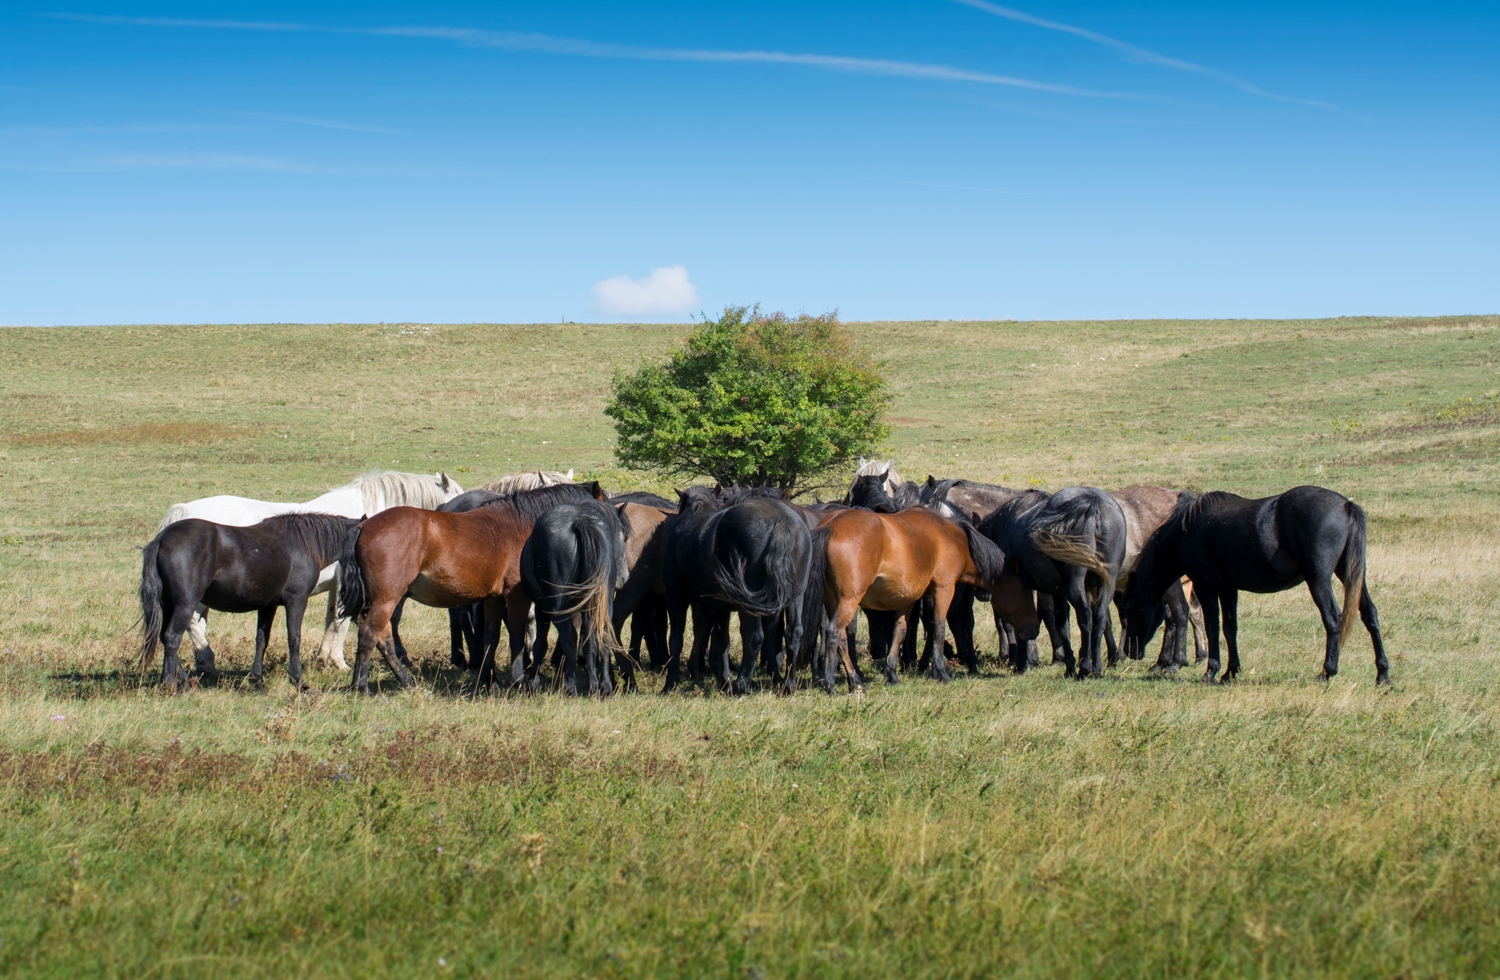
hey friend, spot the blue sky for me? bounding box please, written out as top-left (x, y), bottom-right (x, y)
top-left (1, 2), bottom-right (1496, 324)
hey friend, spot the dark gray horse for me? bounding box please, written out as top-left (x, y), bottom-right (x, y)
top-left (1119, 487), bottom-right (1389, 685)
top-left (519, 498), bottom-right (629, 695)
top-left (139, 514), bottom-right (358, 691)
top-left (979, 487), bottom-right (1129, 678)
top-left (662, 486), bottom-right (813, 695)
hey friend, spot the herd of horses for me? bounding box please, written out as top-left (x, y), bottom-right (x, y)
top-left (138, 461), bottom-right (1391, 696)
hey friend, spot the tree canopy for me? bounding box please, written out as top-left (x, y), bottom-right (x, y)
top-left (604, 306), bottom-right (890, 494)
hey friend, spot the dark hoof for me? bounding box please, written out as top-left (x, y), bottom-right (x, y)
top-left (1376, 674), bottom-right (1392, 688)
top-left (730, 678), bottom-right (753, 697)
top-left (1315, 670), bottom-right (1332, 683)
top-left (1200, 671), bottom-right (1217, 685)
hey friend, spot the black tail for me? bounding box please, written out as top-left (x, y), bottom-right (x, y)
top-left (336, 522), bottom-right (367, 621)
top-left (550, 514), bottom-right (624, 658)
top-left (961, 521), bottom-right (1008, 586)
top-left (1340, 500), bottom-right (1367, 648)
top-left (800, 525), bottom-right (831, 658)
top-left (709, 538), bottom-right (798, 617)
top-left (138, 532), bottom-right (165, 668)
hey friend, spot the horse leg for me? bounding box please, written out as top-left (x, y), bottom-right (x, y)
top-left (1356, 588), bottom-right (1390, 685)
top-left (950, 584), bottom-right (979, 675)
top-left (1219, 588), bottom-right (1241, 682)
top-left (187, 606), bottom-right (219, 681)
top-left (1154, 582), bottom-right (1189, 673)
top-left (553, 614), bottom-right (580, 696)
top-left (318, 589), bottom-right (351, 671)
top-left (1308, 575), bottom-right (1343, 682)
top-left (709, 609), bottom-right (734, 692)
top-left (448, 608), bottom-right (468, 670)
top-left (1064, 577), bottom-right (1094, 680)
top-left (1038, 594), bottom-right (1072, 668)
top-left (504, 591), bottom-right (533, 688)
top-left (249, 606), bottom-right (276, 689)
top-left (662, 597), bottom-right (688, 694)
top-left (284, 595), bottom-right (309, 691)
top-left (1092, 579), bottom-right (1115, 677)
top-left (734, 614), bottom-right (764, 696)
top-left (379, 629), bottom-right (416, 688)
top-left (1196, 586), bottom-right (1222, 684)
top-left (159, 604), bottom-right (194, 692)
top-left (928, 585), bottom-right (956, 683)
top-left (1102, 602), bottom-right (1120, 668)
top-left (1185, 582), bottom-right (1209, 663)
top-left (822, 599), bottom-right (859, 694)
top-left (389, 596), bottom-right (413, 669)
top-left (478, 595), bottom-right (506, 693)
top-left (351, 597), bottom-right (395, 695)
top-left (881, 611), bottom-right (905, 685)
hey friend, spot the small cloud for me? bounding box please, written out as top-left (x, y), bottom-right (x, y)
top-left (592, 265), bottom-right (699, 318)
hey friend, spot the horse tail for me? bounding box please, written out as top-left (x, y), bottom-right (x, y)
top-left (1031, 492), bottom-right (1113, 579)
top-left (800, 525), bottom-right (831, 654)
top-left (1032, 530), bottom-right (1111, 578)
top-left (961, 521), bottom-right (1007, 585)
top-left (336, 522), bottom-right (368, 620)
top-left (553, 515), bottom-right (624, 657)
top-left (1339, 500), bottom-right (1367, 648)
top-left (139, 531), bottom-right (165, 668)
top-left (156, 503), bottom-right (189, 533)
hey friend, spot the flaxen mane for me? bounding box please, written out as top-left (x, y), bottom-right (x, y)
top-left (479, 469), bottom-right (574, 494)
top-left (353, 470), bottom-right (459, 512)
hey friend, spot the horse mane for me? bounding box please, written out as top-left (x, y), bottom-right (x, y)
top-left (854, 457), bottom-right (903, 489)
top-left (473, 481), bottom-right (600, 522)
top-left (349, 470), bottom-right (458, 512)
top-left (479, 469), bottom-right (574, 494)
top-left (1185, 489), bottom-right (1234, 525)
top-left (677, 485), bottom-right (724, 514)
top-left (717, 484), bottom-right (786, 505)
top-left (1131, 491), bottom-right (1197, 590)
top-left (263, 513), bottom-right (359, 564)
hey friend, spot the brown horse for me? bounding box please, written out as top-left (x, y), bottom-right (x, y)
top-left (336, 482), bottom-right (604, 693)
top-left (807, 507), bottom-right (1007, 693)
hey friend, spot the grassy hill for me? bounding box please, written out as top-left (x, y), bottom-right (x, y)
top-left (1, 316), bottom-right (1498, 977)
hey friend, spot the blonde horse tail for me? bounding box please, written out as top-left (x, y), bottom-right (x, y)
top-left (1032, 530), bottom-right (1111, 579)
top-left (1339, 501), bottom-right (1367, 649)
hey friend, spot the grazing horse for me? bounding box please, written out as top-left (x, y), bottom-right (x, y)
top-left (662, 486), bottom-right (813, 695)
top-left (156, 470), bottom-right (462, 676)
top-left (808, 506), bottom-right (1007, 692)
top-left (1108, 486), bottom-right (1208, 671)
top-left (337, 482), bottom-right (603, 693)
top-left (519, 498), bottom-right (629, 695)
top-left (921, 477), bottom-right (1024, 524)
top-left (139, 514), bottom-right (358, 691)
top-left (979, 487), bottom-right (1128, 678)
top-left (1119, 487), bottom-right (1389, 685)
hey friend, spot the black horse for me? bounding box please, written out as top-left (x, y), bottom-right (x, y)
top-left (139, 514), bottom-right (358, 691)
top-left (662, 486), bottom-right (813, 695)
top-left (979, 487), bottom-right (1128, 678)
top-left (519, 498), bottom-right (629, 695)
top-left (1119, 486), bottom-right (1389, 685)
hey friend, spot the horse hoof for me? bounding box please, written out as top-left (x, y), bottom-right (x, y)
top-left (1315, 671), bottom-right (1331, 684)
top-left (1376, 674), bottom-right (1392, 688)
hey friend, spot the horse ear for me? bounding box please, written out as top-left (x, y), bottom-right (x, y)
top-left (438, 472), bottom-right (452, 490)
top-left (925, 475), bottom-right (936, 487)
top-left (565, 468), bottom-right (574, 480)
top-left (590, 481), bottom-right (606, 500)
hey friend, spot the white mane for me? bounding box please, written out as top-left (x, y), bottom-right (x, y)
top-left (854, 457), bottom-right (903, 492)
top-left (479, 469), bottom-right (574, 494)
top-left (349, 470), bottom-right (462, 513)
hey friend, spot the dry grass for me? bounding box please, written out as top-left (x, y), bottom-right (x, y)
top-left (0, 315), bottom-right (1498, 977)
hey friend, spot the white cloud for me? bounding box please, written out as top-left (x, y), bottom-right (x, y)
top-left (592, 265), bottom-right (700, 318)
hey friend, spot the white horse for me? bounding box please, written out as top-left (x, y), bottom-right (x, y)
top-left (157, 470), bottom-right (463, 674)
top-left (478, 468), bottom-right (573, 494)
top-left (854, 457), bottom-right (904, 495)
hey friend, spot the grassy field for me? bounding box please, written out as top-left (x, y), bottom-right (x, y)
top-left (1, 315), bottom-right (1498, 978)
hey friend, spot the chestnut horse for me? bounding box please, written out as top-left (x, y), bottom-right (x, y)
top-left (336, 482), bottom-right (603, 693)
top-left (806, 507), bottom-right (1007, 693)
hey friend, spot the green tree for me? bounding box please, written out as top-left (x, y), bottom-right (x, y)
top-left (605, 306), bottom-right (890, 494)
